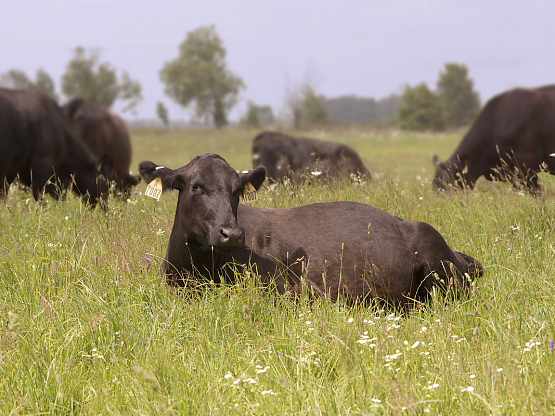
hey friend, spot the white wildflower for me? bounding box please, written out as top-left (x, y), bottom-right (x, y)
top-left (411, 341), bottom-right (420, 349)
top-left (233, 378), bottom-right (257, 385)
top-left (357, 337), bottom-right (378, 345)
top-left (384, 351), bottom-right (403, 362)
top-left (386, 314), bottom-right (401, 322)
top-left (256, 366), bottom-right (270, 374)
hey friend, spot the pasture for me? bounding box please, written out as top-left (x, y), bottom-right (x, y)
top-left (1, 127), bottom-right (555, 414)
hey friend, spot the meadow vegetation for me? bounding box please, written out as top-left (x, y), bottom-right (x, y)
top-left (1, 127), bottom-right (555, 414)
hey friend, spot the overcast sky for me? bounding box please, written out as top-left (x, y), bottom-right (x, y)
top-left (1, 0), bottom-right (553, 121)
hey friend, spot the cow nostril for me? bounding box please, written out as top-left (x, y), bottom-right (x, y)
top-left (218, 226), bottom-right (244, 248)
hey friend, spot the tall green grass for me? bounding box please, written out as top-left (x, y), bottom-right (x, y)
top-left (1, 128), bottom-right (554, 414)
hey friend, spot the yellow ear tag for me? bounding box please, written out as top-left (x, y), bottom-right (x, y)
top-left (145, 177), bottom-right (163, 200)
top-left (243, 182), bottom-right (258, 202)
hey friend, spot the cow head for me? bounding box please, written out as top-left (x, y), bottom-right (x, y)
top-left (432, 155), bottom-right (467, 190)
top-left (139, 153), bottom-right (266, 253)
top-left (73, 167), bottom-right (110, 207)
top-left (58, 147), bottom-right (110, 207)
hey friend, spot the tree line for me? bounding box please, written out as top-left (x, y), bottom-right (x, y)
top-left (398, 63), bottom-right (481, 131)
top-left (0, 47), bottom-right (143, 114)
top-left (1, 25), bottom-right (481, 131)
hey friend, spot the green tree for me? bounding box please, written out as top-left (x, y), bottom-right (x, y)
top-left (0, 68), bottom-right (58, 101)
top-left (61, 47), bottom-right (143, 112)
top-left (159, 26), bottom-right (245, 128)
top-left (398, 83), bottom-right (446, 131)
top-left (320, 94), bottom-right (401, 125)
top-left (240, 101), bottom-right (274, 128)
top-left (156, 102), bottom-right (170, 127)
top-left (302, 87), bottom-right (329, 126)
top-left (436, 62), bottom-right (481, 127)
top-left (240, 101), bottom-right (260, 128)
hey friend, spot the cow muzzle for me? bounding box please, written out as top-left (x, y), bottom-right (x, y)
top-left (213, 225), bottom-right (245, 252)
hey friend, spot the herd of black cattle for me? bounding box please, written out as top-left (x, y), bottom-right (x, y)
top-left (0, 87), bottom-right (138, 205)
top-left (2, 84), bottom-right (554, 306)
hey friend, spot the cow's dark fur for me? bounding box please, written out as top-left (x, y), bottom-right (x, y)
top-left (63, 99), bottom-right (139, 194)
top-left (0, 88), bottom-right (107, 205)
top-left (433, 85), bottom-right (555, 193)
top-left (252, 131), bottom-right (370, 183)
top-left (139, 153), bottom-right (482, 307)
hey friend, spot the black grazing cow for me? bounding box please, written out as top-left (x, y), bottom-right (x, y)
top-left (433, 85), bottom-right (555, 193)
top-left (0, 88), bottom-right (107, 205)
top-left (252, 131), bottom-right (370, 183)
top-left (139, 154), bottom-right (482, 306)
top-left (63, 99), bottom-right (139, 194)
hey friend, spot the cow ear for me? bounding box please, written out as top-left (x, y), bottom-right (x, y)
top-left (239, 166), bottom-right (266, 191)
top-left (138, 161), bottom-right (184, 191)
top-left (433, 155), bottom-right (440, 167)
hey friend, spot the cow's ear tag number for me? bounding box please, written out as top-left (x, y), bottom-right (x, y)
top-left (145, 177), bottom-right (163, 200)
top-left (243, 182), bottom-right (258, 202)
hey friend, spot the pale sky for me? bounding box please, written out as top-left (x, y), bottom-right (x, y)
top-left (1, 0), bottom-right (553, 121)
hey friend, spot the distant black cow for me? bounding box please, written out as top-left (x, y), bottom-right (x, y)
top-left (252, 131), bottom-right (370, 183)
top-left (433, 85), bottom-right (555, 193)
top-left (0, 88), bottom-right (107, 205)
top-left (139, 153), bottom-right (482, 307)
top-left (63, 99), bottom-right (139, 194)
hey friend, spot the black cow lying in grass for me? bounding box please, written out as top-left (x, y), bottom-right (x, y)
top-left (252, 131), bottom-right (370, 183)
top-left (139, 154), bottom-right (482, 306)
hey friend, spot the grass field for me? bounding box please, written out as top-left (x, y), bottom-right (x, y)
top-left (1, 127), bottom-right (555, 415)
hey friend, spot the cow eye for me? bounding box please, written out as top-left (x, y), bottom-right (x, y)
top-left (191, 184), bottom-right (201, 192)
